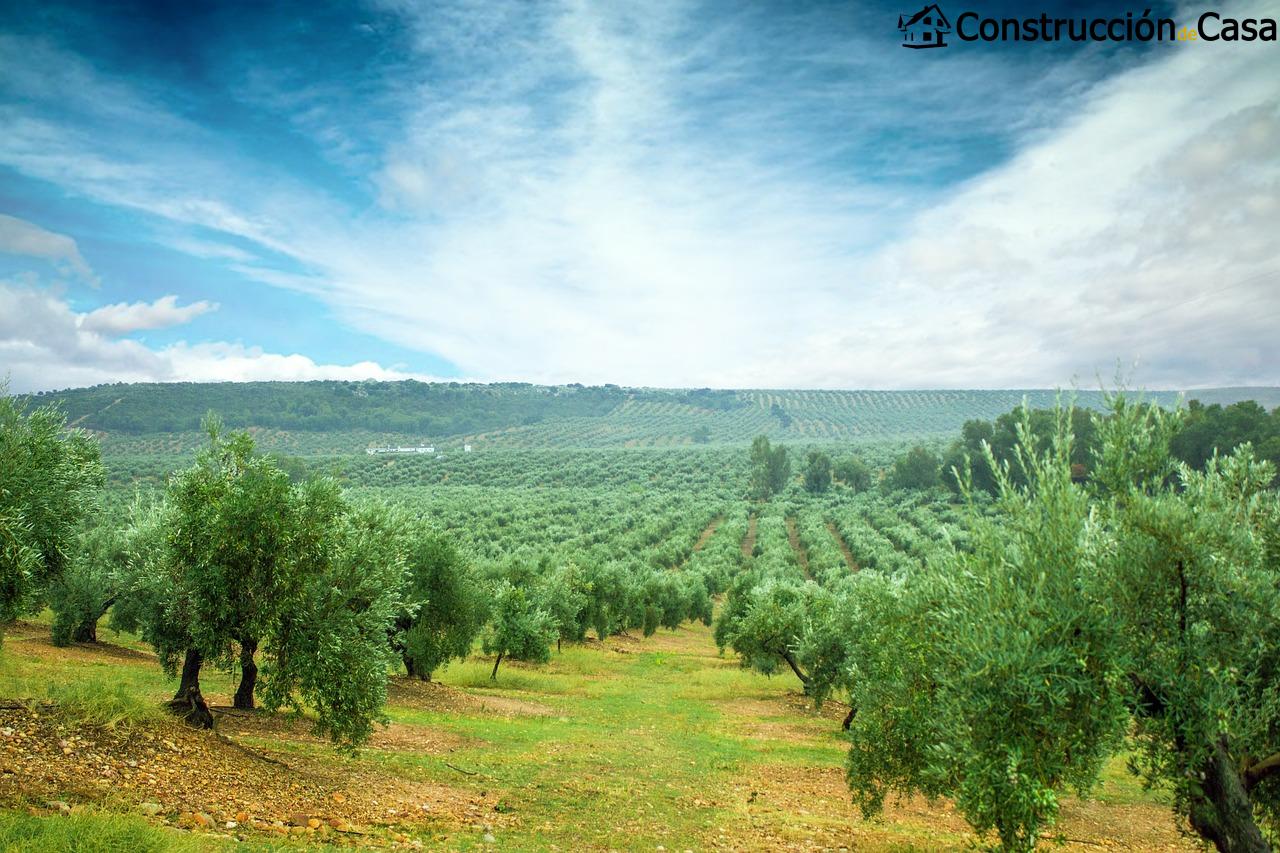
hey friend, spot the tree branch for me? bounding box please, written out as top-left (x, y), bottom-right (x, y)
top-left (1244, 751), bottom-right (1280, 791)
top-left (779, 650), bottom-right (810, 685)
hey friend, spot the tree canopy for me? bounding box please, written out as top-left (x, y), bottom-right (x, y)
top-left (0, 392), bottom-right (103, 626)
top-left (749, 436), bottom-right (791, 500)
top-left (840, 399), bottom-right (1280, 851)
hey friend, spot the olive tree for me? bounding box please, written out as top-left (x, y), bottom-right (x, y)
top-left (262, 492), bottom-right (407, 747)
top-left (844, 408), bottom-right (1127, 851)
top-left (843, 399), bottom-right (1280, 851)
top-left (119, 418), bottom-right (407, 745)
top-left (536, 561), bottom-right (591, 651)
top-left (749, 436), bottom-right (790, 500)
top-left (803, 450), bottom-right (832, 494)
top-left (0, 392), bottom-right (103, 628)
top-left (48, 499), bottom-right (158, 645)
top-left (715, 571), bottom-right (818, 688)
top-left (483, 579), bottom-right (556, 680)
top-left (164, 418), bottom-right (296, 710)
top-left (395, 532), bottom-right (487, 680)
top-left (1092, 401), bottom-right (1280, 851)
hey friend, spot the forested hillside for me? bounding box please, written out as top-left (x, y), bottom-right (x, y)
top-left (33, 381), bottom-right (1280, 452)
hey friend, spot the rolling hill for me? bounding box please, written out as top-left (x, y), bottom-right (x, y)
top-left (27, 381), bottom-right (1280, 456)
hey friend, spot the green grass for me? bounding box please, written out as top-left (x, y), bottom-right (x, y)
top-left (0, 809), bottom-right (366, 853)
top-left (0, 810), bottom-right (210, 853)
top-left (0, 616), bottom-right (1188, 851)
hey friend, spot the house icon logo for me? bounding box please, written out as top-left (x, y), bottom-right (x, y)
top-left (898, 4), bottom-right (952, 48)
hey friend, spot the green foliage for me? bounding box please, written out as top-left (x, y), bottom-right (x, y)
top-left (263, 494), bottom-right (407, 747)
top-left (845, 407), bottom-right (1128, 851)
top-left (536, 561), bottom-right (592, 647)
top-left (843, 398), bottom-right (1280, 850)
top-left (803, 450), bottom-right (832, 494)
top-left (749, 436), bottom-right (791, 500)
top-left (832, 456), bottom-right (872, 491)
top-left (483, 580), bottom-right (557, 678)
top-left (941, 405), bottom-right (1100, 494)
top-left (1093, 399), bottom-right (1280, 847)
top-left (715, 569), bottom-right (815, 685)
top-left (887, 445), bottom-right (940, 491)
top-left (48, 508), bottom-right (136, 646)
top-left (1169, 398), bottom-right (1280, 484)
top-left (397, 533), bottom-right (488, 679)
top-left (0, 391), bottom-right (104, 624)
top-left (116, 418), bottom-right (407, 746)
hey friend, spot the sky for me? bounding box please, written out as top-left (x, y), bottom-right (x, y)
top-left (0, 0), bottom-right (1277, 392)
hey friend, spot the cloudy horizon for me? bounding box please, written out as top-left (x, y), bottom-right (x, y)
top-left (1, 0), bottom-right (1277, 393)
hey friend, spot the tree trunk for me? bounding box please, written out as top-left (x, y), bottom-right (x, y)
top-left (166, 648), bottom-right (212, 729)
top-left (842, 705), bottom-right (856, 731)
top-left (779, 650), bottom-right (811, 686)
top-left (173, 647), bottom-right (203, 702)
top-left (404, 656), bottom-right (417, 679)
top-left (1186, 739), bottom-right (1268, 853)
top-left (71, 596), bottom-right (116, 643)
top-left (71, 619), bottom-right (98, 644)
top-left (490, 651), bottom-right (504, 680)
top-left (233, 638), bottom-right (258, 711)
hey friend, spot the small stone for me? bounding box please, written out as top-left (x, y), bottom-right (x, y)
top-left (235, 811), bottom-right (248, 823)
top-left (483, 833), bottom-right (496, 844)
top-left (46, 801), bottom-right (71, 814)
top-left (307, 818), bottom-right (321, 829)
top-left (225, 820), bottom-right (237, 829)
top-left (138, 802), bottom-right (163, 816)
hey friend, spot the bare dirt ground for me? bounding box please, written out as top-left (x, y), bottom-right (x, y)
top-left (784, 517), bottom-right (812, 579)
top-left (741, 514), bottom-right (758, 558)
top-left (825, 520), bottom-right (859, 571)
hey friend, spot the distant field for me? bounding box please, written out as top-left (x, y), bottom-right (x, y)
top-left (34, 381), bottom-right (1279, 455)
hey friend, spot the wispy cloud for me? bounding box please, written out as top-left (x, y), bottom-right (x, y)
top-left (79, 294), bottom-right (218, 335)
top-left (0, 280), bottom-right (432, 391)
top-left (0, 213), bottom-right (97, 285)
top-left (0, 0), bottom-right (1276, 390)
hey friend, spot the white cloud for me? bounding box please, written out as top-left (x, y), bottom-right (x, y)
top-left (0, 4), bottom-right (1277, 390)
top-left (295, 2), bottom-right (1279, 389)
top-left (0, 281), bottom-right (433, 392)
top-left (0, 213), bottom-right (97, 284)
top-left (79, 294), bottom-right (219, 335)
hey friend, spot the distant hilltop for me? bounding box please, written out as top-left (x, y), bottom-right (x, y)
top-left (27, 380), bottom-right (1280, 453)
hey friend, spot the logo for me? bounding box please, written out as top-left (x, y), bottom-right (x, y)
top-left (899, 4), bottom-right (952, 48)
top-left (895, 7), bottom-right (1277, 48)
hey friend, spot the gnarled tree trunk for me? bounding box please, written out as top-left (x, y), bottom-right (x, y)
top-left (70, 596), bottom-right (115, 643)
top-left (167, 648), bottom-right (212, 729)
top-left (490, 651), bottom-right (504, 680)
top-left (172, 647), bottom-right (203, 703)
top-left (1187, 739), bottom-right (1268, 853)
top-left (233, 638), bottom-right (258, 710)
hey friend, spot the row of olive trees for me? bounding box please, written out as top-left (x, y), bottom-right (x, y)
top-left (720, 398), bottom-right (1280, 851)
top-left (3, 399), bottom-right (476, 746)
top-left (847, 402), bottom-right (1279, 850)
top-left (7, 396), bottom-right (719, 742)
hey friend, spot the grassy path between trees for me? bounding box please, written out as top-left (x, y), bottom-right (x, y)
top-left (1, 615), bottom-right (1193, 851)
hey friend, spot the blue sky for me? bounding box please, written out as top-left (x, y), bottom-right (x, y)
top-left (0, 0), bottom-right (1277, 391)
